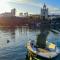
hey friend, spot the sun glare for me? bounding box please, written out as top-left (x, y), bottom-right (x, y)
top-left (17, 0), bottom-right (30, 3)
top-left (0, 0), bottom-right (10, 13)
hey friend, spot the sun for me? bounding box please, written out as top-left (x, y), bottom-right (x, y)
top-left (0, 0), bottom-right (10, 13)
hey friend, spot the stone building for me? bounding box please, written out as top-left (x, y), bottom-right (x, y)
top-left (11, 8), bottom-right (16, 16)
top-left (41, 4), bottom-right (48, 19)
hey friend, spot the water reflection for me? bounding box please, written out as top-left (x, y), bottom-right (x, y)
top-left (0, 27), bottom-right (59, 60)
top-left (0, 27), bottom-right (29, 48)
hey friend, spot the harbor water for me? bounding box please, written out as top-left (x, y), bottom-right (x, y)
top-left (0, 27), bottom-right (60, 60)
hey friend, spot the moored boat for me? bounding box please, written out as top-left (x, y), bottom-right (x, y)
top-left (27, 40), bottom-right (59, 59)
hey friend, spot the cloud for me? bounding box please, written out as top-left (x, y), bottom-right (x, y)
top-left (29, 3), bottom-right (60, 14)
top-left (47, 5), bottom-right (60, 14)
top-left (9, 0), bottom-right (60, 15)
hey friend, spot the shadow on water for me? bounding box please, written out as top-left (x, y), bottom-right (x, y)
top-left (25, 54), bottom-right (60, 60)
top-left (0, 25), bottom-right (60, 60)
top-left (25, 19), bottom-right (60, 60)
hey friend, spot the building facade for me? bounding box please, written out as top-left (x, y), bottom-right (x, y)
top-left (41, 4), bottom-right (48, 19)
top-left (11, 8), bottom-right (16, 16)
top-left (19, 13), bottom-right (23, 17)
top-left (0, 8), bottom-right (16, 17)
top-left (24, 12), bottom-right (28, 17)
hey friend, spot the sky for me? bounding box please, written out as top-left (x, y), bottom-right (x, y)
top-left (0, 0), bottom-right (60, 16)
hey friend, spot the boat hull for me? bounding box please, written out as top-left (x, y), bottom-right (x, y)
top-left (27, 41), bottom-right (58, 59)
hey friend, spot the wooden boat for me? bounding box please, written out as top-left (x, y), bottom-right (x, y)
top-left (27, 41), bottom-right (59, 59)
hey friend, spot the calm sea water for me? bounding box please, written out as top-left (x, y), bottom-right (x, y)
top-left (0, 27), bottom-right (60, 60)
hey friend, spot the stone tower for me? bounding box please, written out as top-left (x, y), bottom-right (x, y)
top-left (41, 4), bottom-right (48, 19)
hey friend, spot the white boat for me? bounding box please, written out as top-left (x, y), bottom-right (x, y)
top-left (27, 41), bottom-right (59, 59)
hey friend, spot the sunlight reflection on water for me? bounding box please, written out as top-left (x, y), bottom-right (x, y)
top-left (0, 27), bottom-right (60, 60)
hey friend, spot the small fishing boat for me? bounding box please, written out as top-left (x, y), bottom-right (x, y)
top-left (27, 41), bottom-right (59, 59)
